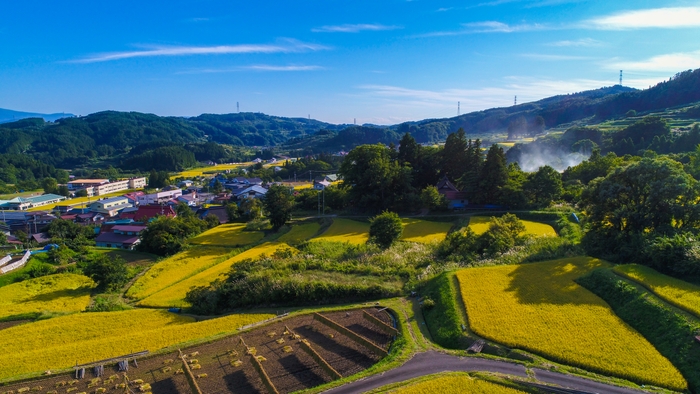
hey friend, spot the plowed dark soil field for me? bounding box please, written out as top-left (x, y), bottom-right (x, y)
top-left (0, 308), bottom-right (396, 394)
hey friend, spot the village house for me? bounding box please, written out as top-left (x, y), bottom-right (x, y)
top-left (436, 176), bottom-right (468, 210)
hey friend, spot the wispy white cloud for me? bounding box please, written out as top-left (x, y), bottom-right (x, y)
top-left (463, 21), bottom-right (548, 33)
top-left (586, 7), bottom-right (700, 30)
top-left (416, 21), bottom-right (547, 37)
top-left (312, 23), bottom-right (401, 33)
top-left (242, 65), bottom-right (324, 71)
top-left (604, 50), bottom-right (700, 72)
top-left (177, 65), bottom-right (324, 74)
top-left (71, 40), bottom-right (329, 63)
top-left (521, 53), bottom-right (592, 61)
top-left (546, 38), bottom-right (602, 47)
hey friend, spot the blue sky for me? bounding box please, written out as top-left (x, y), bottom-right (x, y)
top-left (1, 0), bottom-right (700, 124)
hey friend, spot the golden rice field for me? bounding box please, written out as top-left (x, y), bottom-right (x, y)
top-left (614, 264), bottom-right (700, 317)
top-left (468, 216), bottom-right (557, 237)
top-left (312, 218), bottom-right (370, 244)
top-left (189, 223), bottom-right (264, 246)
top-left (174, 163), bottom-right (246, 178)
top-left (126, 246), bottom-right (234, 300)
top-left (277, 222), bottom-right (321, 243)
top-left (400, 219), bottom-right (452, 243)
top-left (384, 374), bottom-right (525, 394)
top-left (0, 274), bottom-right (94, 319)
top-left (456, 257), bottom-right (686, 390)
top-left (139, 242), bottom-right (289, 307)
top-left (0, 309), bottom-right (273, 379)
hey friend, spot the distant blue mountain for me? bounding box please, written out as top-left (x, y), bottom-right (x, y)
top-left (0, 108), bottom-right (74, 123)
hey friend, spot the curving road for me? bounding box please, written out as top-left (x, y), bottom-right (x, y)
top-left (324, 351), bottom-right (650, 394)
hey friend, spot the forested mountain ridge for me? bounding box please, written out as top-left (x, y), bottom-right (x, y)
top-left (0, 108), bottom-right (75, 123)
top-left (1, 67), bottom-right (700, 171)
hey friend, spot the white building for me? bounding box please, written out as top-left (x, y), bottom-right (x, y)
top-left (137, 189), bottom-right (183, 205)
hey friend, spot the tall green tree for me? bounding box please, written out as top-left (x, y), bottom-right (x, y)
top-left (42, 177), bottom-right (58, 194)
top-left (476, 145), bottom-right (508, 204)
top-left (525, 165), bottom-right (563, 206)
top-left (83, 254), bottom-right (128, 292)
top-left (263, 184), bottom-right (295, 231)
top-left (459, 139), bottom-right (483, 196)
top-left (581, 157), bottom-right (700, 266)
top-left (441, 129), bottom-right (468, 180)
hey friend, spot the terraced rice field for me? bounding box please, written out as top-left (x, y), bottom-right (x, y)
top-left (139, 242), bottom-right (290, 307)
top-left (190, 223), bottom-right (264, 246)
top-left (312, 218), bottom-right (370, 245)
top-left (401, 219), bottom-right (452, 243)
top-left (126, 247), bottom-right (235, 300)
top-left (0, 274), bottom-right (94, 319)
top-left (0, 309), bottom-right (273, 380)
top-left (383, 373), bottom-right (526, 393)
top-left (456, 257), bottom-right (686, 390)
top-left (614, 264), bottom-right (700, 317)
top-left (278, 222), bottom-right (321, 243)
top-left (468, 216), bottom-right (557, 236)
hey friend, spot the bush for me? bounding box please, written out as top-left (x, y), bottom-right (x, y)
top-left (369, 211), bottom-right (403, 248)
top-left (83, 255), bottom-right (128, 292)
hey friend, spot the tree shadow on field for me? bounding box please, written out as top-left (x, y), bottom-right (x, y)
top-left (24, 287), bottom-right (92, 302)
top-left (224, 370), bottom-right (259, 394)
top-left (278, 354), bottom-right (327, 388)
top-left (150, 377), bottom-right (180, 394)
top-left (503, 257), bottom-right (608, 306)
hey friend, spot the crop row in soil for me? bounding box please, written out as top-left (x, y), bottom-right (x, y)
top-left (0, 308), bottom-right (395, 394)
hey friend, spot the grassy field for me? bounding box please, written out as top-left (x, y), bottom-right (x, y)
top-left (614, 264), bottom-right (700, 318)
top-left (138, 242), bottom-right (289, 307)
top-left (401, 219), bottom-right (452, 244)
top-left (277, 222), bottom-right (321, 243)
top-left (189, 223), bottom-right (265, 246)
top-left (126, 246), bottom-right (234, 300)
top-left (0, 190), bottom-right (43, 200)
top-left (0, 274), bottom-right (94, 320)
top-left (456, 257), bottom-right (686, 390)
top-left (468, 216), bottom-right (557, 236)
top-left (0, 309), bottom-right (273, 380)
top-left (312, 218), bottom-right (370, 244)
top-left (380, 373), bottom-right (526, 393)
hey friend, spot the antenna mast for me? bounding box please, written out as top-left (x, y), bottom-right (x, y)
top-left (514, 96), bottom-right (517, 106)
top-left (237, 102), bottom-right (240, 113)
top-left (458, 101), bottom-right (460, 116)
top-left (619, 70), bottom-right (623, 86)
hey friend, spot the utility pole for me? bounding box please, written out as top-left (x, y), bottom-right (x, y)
top-left (317, 190), bottom-right (320, 216)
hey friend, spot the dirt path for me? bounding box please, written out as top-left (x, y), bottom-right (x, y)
top-left (324, 351), bottom-right (650, 394)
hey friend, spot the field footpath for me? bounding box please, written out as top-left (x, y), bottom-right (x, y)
top-left (324, 351), bottom-right (650, 394)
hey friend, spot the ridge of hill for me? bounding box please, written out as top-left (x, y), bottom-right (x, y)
top-left (2, 67), bottom-right (700, 168)
top-left (0, 108), bottom-right (75, 124)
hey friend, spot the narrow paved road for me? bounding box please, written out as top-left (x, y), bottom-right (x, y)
top-left (324, 352), bottom-right (649, 394)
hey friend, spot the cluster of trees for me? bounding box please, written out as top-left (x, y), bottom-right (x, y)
top-left (337, 130), bottom-right (564, 213)
top-left (147, 170), bottom-right (171, 189)
top-left (138, 203), bottom-right (219, 256)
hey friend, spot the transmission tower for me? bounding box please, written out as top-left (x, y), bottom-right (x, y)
top-left (514, 96), bottom-right (517, 106)
top-left (619, 70), bottom-right (623, 86)
top-left (458, 101), bottom-right (460, 116)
